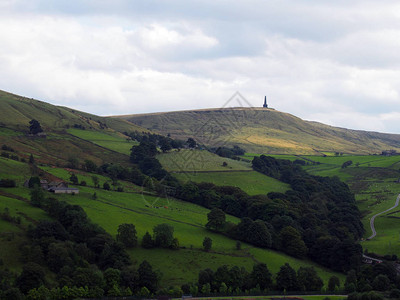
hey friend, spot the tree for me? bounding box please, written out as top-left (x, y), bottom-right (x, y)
top-left (279, 226), bottom-right (307, 258)
top-left (160, 139), bottom-right (172, 153)
top-left (250, 263), bottom-right (272, 291)
top-left (16, 262), bottom-right (46, 293)
top-left (203, 237), bottom-right (212, 252)
top-left (328, 275), bottom-right (340, 291)
top-left (341, 160), bottom-right (353, 169)
top-left (103, 182), bottom-right (111, 190)
top-left (276, 263), bottom-right (299, 291)
top-left (28, 176), bottom-right (40, 188)
top-left (206, 208), bottom-right (226, 231)
top-left (70, 173), bottom-right (79, 185)
top-left (29, 119), bottom-right (43, 135)
top-left (372, 274), bottom-right (390, 291)
top-left (153, 223), bottom-right (174, 248)
top-left (142, 231), bottom-right (154, 249)
top-left (116, 224), bottom-right (138, 248)
top-left (92, 176), bottom-right (100, 188)
top-left (186, 138), bottom-right (197, 149)
top-left (138, 260), bottom-right (158, 293)
top-left (85, 160), bottom-right (98, 173)
top-left (297, 267), bottom-right (323, 291)
top-left (30, 184), bottom-right (45, 207)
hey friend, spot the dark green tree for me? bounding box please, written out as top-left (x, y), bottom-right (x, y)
top-left (116, 223), bottom-right (138, 248)
top-left (206, 208), bottom-right (226, 231)
top-left (70, 173), bottom-right (79, 185)
top-left (279, 226), bottom-right (307, 258)
top-left (276, 263), bottom-right (299, 291)
top-left (28, 176), bottom-right (40, 188)
top-left (142, 231), bottom-right (154, 249)
top-left (186, 138), bottom-right (197, 149)
top-left (103, 182), bottom-right (111, 190)
top-left (29, 119), bottom-right (43, 135)
top-left (250, 263), bottom-right (272, 291)
top-left (138, 260), bottom-right (158, 293)
top-left (30, 184), bottom-right (45, 207)
top-left (85, 160), bottom-right (98, 173)
top-left (203, 237), bottom-right (212, 252)
top-left (153, 223), bottom-right (174, 248)
top-left (297, 267), bottom-right (323, 291)
top-left (328, 275), bottom-right (340, 291)
top-left (16, 262), bottom-right (46, 293)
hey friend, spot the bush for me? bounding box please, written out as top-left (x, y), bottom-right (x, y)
top-left (0, 179), bottom-right (16, 188)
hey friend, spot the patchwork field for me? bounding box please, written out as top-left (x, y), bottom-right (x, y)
top-left (67, 128), bottom-right (138, 155)
top-left (174, 171), bottom-right (290, 195)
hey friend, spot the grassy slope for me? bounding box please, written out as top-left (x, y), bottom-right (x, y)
top-left (174, 171), bottom-right (289, 196)
top-left (67, 128), bottom-right (139, 155)
top-left (157, 150), bottom-right (252, 172)
top-left (0, 89), bottom-right (148, 166)
top-left (0, 90), bottom-right (144, 134)
top-left (117, 107), bottom-right (400, 155)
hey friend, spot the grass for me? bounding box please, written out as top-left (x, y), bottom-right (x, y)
top-left (67, 128), bottom-right (138, 155)
top-left (158, 150), bottom-right (252, 172)
top-left (174, 171), bottom-right (290, 196)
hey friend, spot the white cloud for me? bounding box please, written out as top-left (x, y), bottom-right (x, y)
top-left (1, 1), bottom-right (400, 133)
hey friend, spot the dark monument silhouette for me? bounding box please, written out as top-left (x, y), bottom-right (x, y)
top-left (263, 96), bottom-right (268, 108)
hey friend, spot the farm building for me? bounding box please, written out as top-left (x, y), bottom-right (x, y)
top-left (48, 187), bottom-right (79, 194)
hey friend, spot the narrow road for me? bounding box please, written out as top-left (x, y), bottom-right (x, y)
top-left (367, 194), bottom-right (400, 240)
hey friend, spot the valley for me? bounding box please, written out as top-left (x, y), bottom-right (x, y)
top-left (1, 90), bottom-right (400, 299)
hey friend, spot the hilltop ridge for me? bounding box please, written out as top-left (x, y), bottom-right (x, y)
top-left (116, 107), bottom-right (400, 155)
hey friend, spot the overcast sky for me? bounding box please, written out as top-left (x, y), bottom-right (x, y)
top-left (2, 1), bottom-right (400, 133)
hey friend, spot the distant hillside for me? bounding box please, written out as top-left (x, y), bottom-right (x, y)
top-left (0, 90), bottom-right (144, 133)
top-left (116, 107), bottom-right (400, 154)
top-left (0, 90), bottom-right (148, 166)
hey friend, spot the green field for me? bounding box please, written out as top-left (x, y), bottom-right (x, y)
top-left (175, 171), bottom-right (290, 195)
top-left (67, 128), bottom-right (138, 155)
top-left (158, 150), bottom-right (252, 173)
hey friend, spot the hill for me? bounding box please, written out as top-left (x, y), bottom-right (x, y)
top-left (0, 90), bottom-right (148, 166)
top-left (116, 107), bottom-right (400, 155)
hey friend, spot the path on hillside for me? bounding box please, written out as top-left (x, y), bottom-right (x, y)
top-left (367, 194), bottom-right (400, 240)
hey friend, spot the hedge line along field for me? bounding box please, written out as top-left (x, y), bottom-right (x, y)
top-left (174, 171), bottom-right (290, 195)
top-left (67, 128), bottom-right (139, 155)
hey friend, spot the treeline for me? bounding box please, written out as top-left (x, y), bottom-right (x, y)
top-left (344, 261), bottom-right (400, 300)
top-left (192, 262), bottom-right (336, 296)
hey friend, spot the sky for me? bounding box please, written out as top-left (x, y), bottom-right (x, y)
top-left (2, 0), bottom-right (400, 133)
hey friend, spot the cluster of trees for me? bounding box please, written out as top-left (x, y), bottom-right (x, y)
top-left (344, 262), bottom-right (400, 298)
top-left (0, 192), bottom-right (161, 298)
top-left (116, 223), bottom-right (180, 250)
top-left (125, 131), bottom-right (186, 152)
top-left (250, 155), bottom-right (364, 271)
top-left (193, 262), bottom-right (334, 296)
top-left (212, 145), bottom-right (245, 159)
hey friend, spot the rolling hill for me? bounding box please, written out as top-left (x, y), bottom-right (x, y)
top-left (116, 107), bottom-right (400, 155)
top-left (0, 90), bottom-right (148, 166)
